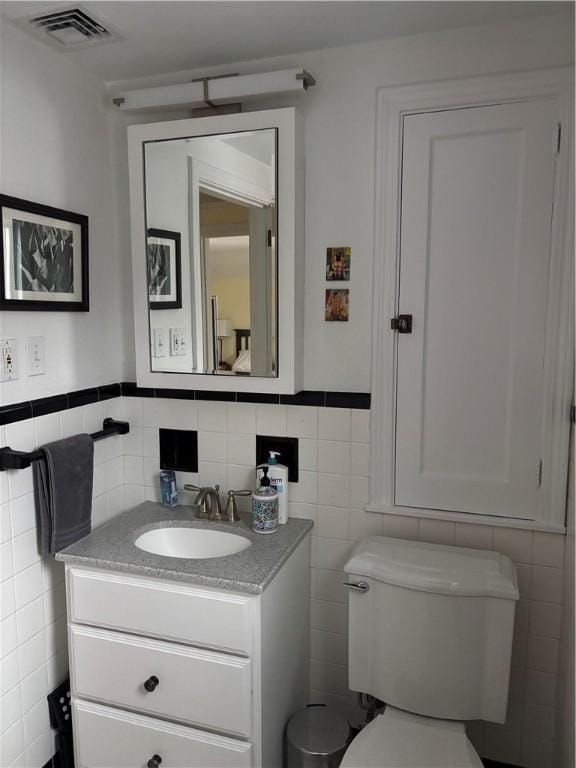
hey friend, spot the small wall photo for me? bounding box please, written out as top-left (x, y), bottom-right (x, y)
top-left (326, 246), bottom-right (351, 281)
top-left (325, 288), bottom-right (349, 322)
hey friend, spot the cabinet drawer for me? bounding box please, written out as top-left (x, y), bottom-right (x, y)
top-left (70, 626), bottom-right (252, 738)
top-left (68, 568), bottom-right (253, 655)
top-left (73, 698), bottom-right (253, 768)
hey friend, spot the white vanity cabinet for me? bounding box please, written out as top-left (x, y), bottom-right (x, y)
top-left (65, 535), bottom-right (310, 768)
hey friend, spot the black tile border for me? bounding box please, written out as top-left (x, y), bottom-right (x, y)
top-left (67, 387), bottom-right (99, 408)
top-left (121, 382), bottom-right (156, 398)
top-left (326, 391), bottom-right (371, 409)
top-left (196, 390), bottom-right (238, 402)
top-left (31, 395), bottom-right (68, 418)
top-left (120, 382), bottom-right (371, 409)
top-left (0, 382), bottom-right (370, 428)
top-left (99, 383), bottom-right (121, 401)
top-left (0, 401), bottom-right (32, 426)
top-left (155, 388), bottom-right (196, 400)
top-left (237, 392), bottom-right (279, 404)
top-left (280, 390), bottom-right (325, 406)
top-left (0, 384), bottom-right (123, 428)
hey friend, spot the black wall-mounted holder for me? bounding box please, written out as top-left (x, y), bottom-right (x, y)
top-left (0, 418), bottom-right (130, 472)
top-left (47, 678), bottom-right (74, 768)
top-left (256, 435), bottom-right (299, 482)
top-left (159, 429), bottom-right (198, 473)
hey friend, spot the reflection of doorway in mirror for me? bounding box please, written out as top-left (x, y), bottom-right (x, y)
top-left (199, 190), bottom-right (276, 377)
top-left (205, 234), bottom-right (251, 366)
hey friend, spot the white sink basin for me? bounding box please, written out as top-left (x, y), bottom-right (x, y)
top-left (134, 527), bottom-right (252, 559)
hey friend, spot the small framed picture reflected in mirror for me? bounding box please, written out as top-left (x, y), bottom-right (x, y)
top-left (147, 228), bottom-right (181, 310)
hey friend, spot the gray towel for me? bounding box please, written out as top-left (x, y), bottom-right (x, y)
top-left (33, 434), bottom-right (94, 555)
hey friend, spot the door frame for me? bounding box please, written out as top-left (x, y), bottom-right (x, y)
top-left (368, 67), bottom-right (574, 532)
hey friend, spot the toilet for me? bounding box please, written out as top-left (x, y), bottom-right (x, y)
top-left (341, 536), bottom-right (520, 768)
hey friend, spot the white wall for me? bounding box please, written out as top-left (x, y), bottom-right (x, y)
top-left (0, 22), bottom-right (127, 407)
top-left (110, 13), bottom-right (574, 391)
top-left (0, 398), bottom-right (130, 768)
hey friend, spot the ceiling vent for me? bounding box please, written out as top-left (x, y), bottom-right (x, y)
top-left (23, 6), bottom-right (120, 48)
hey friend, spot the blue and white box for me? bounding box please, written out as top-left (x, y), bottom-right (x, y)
top-left (159, 470), bottom-right (178, 508)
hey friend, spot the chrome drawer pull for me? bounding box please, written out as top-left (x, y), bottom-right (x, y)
top-left (343, 581), bottom-right (370, 593)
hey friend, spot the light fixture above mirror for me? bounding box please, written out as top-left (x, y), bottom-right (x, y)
top-left (114, 68), bottom-right (315, 111)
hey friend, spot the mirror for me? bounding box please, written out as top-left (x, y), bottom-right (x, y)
top-left (144, 129), bottom-right (277, 377)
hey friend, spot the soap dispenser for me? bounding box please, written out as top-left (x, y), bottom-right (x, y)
top-left (251, 466), bottom-right (279, 534)
top-left (257, 451), bottom-right (289, 524)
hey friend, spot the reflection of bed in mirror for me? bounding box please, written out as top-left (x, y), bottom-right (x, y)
top-left (232, 328), bottom-right (251, 374)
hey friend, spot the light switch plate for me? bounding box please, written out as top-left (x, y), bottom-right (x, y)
top-left (152, 328), bottom-right (167, 357)
top-left (0, 339), bottom-right (18, 381)
top-left (170, 328), bottom-right (186, 356)
top-left (26, 336), bottom-right (46, 376)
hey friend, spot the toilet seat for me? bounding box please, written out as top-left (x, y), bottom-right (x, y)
top-left (340, 707), bottom-right (483, 768)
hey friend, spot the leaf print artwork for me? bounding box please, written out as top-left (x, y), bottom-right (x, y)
top-left (12, 220), bottom-right (74, 293)
top-left (147, 242), bottom-right (172, 296)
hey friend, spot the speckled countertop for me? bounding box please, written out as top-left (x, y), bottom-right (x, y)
top-left (56, 502), bottom-right (314, 594)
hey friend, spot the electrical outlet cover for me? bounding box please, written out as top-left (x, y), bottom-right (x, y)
top-left (170, 328), bottom-right (186, 356)
top-left (26, 336), bottom-right (46, 376)
top-left (152, 328), bottom-right (167, 357)
top-left (0, 339), bottom-right (18, 382)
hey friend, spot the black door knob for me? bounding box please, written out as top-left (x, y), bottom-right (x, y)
top-left (143, 675), bottom-right (159, 692)
top-left (147, 755), bottom-right (162, 768)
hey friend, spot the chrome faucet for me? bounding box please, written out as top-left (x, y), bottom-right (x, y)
top-left (185, 484), bottom-right (223, 521)
top-left (184, 485), bottom-right (252, 523)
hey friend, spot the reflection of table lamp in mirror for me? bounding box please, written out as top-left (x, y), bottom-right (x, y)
top-left (217, 319), bottom-right (233, 369)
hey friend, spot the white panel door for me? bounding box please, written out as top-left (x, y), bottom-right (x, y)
top-left (395, 100), bottom-right (557, 519)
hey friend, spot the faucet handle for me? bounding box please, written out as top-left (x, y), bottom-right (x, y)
top-left (224, 489), bottom-right (252, 522)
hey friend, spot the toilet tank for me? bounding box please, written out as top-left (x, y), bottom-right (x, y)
top-left (345, 536), bottom-right (519, 724)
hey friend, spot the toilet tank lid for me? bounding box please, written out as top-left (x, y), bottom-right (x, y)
top-left (344, 536), bottom-right (519, 599)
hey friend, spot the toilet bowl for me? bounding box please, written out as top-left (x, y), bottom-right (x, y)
top-left (340, 707), bottom-right (483, 768)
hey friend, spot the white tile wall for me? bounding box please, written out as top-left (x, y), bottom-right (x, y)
top-left (0, 395), bottom-right (568, 767)
top-left (115, 396), bottom-right (567, 767)
top-left (0, 397), bottom-right (129, 767)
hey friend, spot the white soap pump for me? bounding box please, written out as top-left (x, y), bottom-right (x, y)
top-left (257, 451), bottom-right (289, 524)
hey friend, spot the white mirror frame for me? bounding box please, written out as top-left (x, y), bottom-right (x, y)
top-left (128, 107), bottom-right (303, 394)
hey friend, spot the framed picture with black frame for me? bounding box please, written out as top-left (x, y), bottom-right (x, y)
top-left (0, 194), bottom-right (89, 311)
top-left (147, 228), bottom-right (182, 310)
